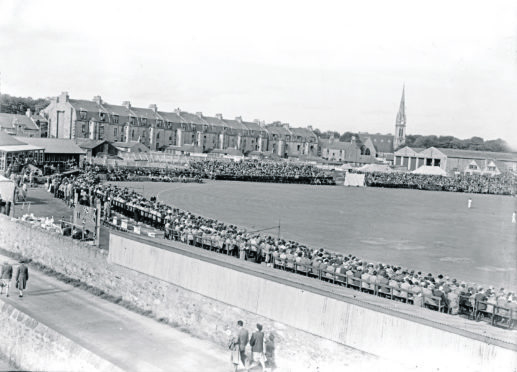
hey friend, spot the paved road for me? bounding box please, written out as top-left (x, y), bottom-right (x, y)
top-left (0, 254), bottom-right (230, 372)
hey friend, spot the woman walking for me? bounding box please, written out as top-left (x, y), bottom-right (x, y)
top-left (16, 261), bottom-right (29, 298)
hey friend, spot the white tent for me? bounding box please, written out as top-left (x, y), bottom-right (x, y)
top-left (0, 174), bottom-right (16, 202)
top-left (412, 165), bottom-right (447, 176)
top-left (358, 164), bottom-right (393, 173)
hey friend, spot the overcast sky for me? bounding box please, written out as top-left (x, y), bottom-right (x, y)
top-left (1, 0), bottom-right (516, 148)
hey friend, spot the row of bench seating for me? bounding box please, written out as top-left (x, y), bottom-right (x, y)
top-left (108, 219), bottom-right (517, 329)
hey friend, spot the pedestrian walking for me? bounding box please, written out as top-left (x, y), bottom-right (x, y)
top-left (467, 198), bottom-right (472, 209)
top-left (248, 323), bottom-right (266, 371)
top-left (15, 261), bottom-right (29, 297)
top-left (0, 261), bottom-right (13, 297)
top-left (264, 334), bottom-right (276, 372)
top-left (228, 329), bottom-right (241, 372)
top-left (237, 320), bottom-right (249, 370)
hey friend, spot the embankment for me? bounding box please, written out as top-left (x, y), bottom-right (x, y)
top-left (0, 301), bottom-right (123, 372)
top-left (0, 215), bottom-right (380, 371)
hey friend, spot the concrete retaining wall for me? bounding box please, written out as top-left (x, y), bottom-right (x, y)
top-left (109, 232), bottom-right (517, 372)
top-left (0, 301), bottom-right (123, 372)
top-left (0, 215), bottom-right (378, 371)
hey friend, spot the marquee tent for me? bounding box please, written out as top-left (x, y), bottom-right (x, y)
top-left (412, 165), bottom-right (447, 176)
top-left (357, 164), bottom-right (393, 173)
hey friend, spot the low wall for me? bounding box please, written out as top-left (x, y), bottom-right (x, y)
top-left (0, 215), bottom-right (381, 371)
top-left (109, 232), bottom-right (517, 372)
top-left (0, 301), bottom-right (123, 372)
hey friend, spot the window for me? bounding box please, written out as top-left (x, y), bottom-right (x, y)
top-left (99, 112), bottom-right (106, 121)
top-left (434, 159), bottom-right (441, 167)
top-left (82, 124), bottom-right (86, 133)
top-left (99, 125), bottom-right (104, 140)
top-left (399, 128), bottom-right (403, 137)
top-left (130, 117), bottom-right (136, 125)
top-left (157, 133), bottom-right (160, 139)
top-left (469, 164), bottom-right (477, 169)
top-left (142, 118), bottom-right (147, 125)
top-left (79, 111), bottom-right (87, 120)
top-left (157, 120), bottom-right (163, 126)
top-left (114, 128), bottom-right (118, 137)
top-left (132, 129), bottom-right (135, 140)
top-left (488, 166), bottom-right (496, 171)
top-left (113, 115), bottom-right (119, 124)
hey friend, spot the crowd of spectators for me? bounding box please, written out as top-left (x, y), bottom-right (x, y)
top-left (364, 172), bottom-right (516, 195)
top-left (49, 169), bottom-right (517, 329)
top-left (188, 160), bottom-right (335, 184)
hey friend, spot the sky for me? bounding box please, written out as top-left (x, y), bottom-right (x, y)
top-left (1, 0), bottom-right (516, 148)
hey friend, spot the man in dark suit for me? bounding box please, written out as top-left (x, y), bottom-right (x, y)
top-left (16, 261), bottom-right (29, 298)
top-left (248, 323), bottom-right (266, 371)
top-left (237, 320), bottom-right (249, 369)
top-left (0, 261), bottom-right (13, 297)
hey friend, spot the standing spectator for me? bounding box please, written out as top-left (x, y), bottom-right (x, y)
top-left (0, 261), bottom-right (13, 297)
top-left (248, 323), bottom-right (266, 371)
top-left (16, 260), bottom-right (29, 298)
top-left (237, 320), bottom-right (249, 369)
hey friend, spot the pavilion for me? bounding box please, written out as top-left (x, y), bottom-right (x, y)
top-left (0, 132), bottom-right (44, 173)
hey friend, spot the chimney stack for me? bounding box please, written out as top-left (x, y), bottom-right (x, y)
top-left (122, 101), bottom-right (131, 109)
top-left (216, 113), bottom-right (223, 120)
top-left (26, 108), bottom-right (32, 117)
top-left (93, 95), bottom-right (102, 105)
top-left (235, 116), bottom-right (243, 123)
top-left (196, 112), bottom-right (203, 119)
top-left (59, 92), bottom-right (69, 103)
top-left (174, 108), bottom-right (182, 115)
top-left (149, 104), bottom-right (158, 113)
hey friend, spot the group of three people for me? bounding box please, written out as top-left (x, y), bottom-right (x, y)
top-left (229, 320), bottom-right (275, 371)
top-left (0, 260), bottom-right (29, 298)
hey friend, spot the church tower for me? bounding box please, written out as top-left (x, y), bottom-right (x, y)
top-left (394, 85), bottom-right (406, 149)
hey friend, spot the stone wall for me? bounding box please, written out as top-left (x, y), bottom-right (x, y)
top-left (0, 215), bottom-right (382, 372)
top-left (0, 301), bottom-right (123, 372)
top-left (109, 232), bottom-right (517, 372)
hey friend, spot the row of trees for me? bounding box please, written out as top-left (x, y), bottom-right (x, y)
top-left (0, 93), bottom-right (512, 153)
top-left (0, 94), bottom-right (50, 115)
top-left (403, 135), bottom-right (511, 153)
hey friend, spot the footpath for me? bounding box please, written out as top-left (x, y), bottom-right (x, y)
top-left (0, 253), bottom-right (229, 372)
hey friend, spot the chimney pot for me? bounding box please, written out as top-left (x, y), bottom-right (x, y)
top-left (122, 101), bottom-right (131, 109)
top-left (93, 95), bottom-right (102, 105)
top-left (216, 113), bottom-right (223, 120)
top-left (149, 104), bottom-right (158, 113)
top-left (196, 112), bottom-right (203, 118)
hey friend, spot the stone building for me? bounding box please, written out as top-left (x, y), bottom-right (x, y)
top-left (42, 92), bottom-right (318, 157)
top-left (393, 146), bottom-right (517, 175)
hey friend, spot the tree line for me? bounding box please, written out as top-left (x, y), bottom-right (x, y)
top-left (0, 94), bottom-right (50, 115)
top-left (1, 94), bottom-right (512, 153)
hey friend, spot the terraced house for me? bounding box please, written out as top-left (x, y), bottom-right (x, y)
top-left (42, 92), bottom-right (318, 157)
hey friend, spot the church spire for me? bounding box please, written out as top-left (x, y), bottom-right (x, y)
top-left (396, 84), bottom-right (406, 126)
top-left (394, 84), bottom-right (406, 149)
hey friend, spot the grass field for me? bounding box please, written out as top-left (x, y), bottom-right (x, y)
top-left (114, 181), bottom-right (517, 290)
